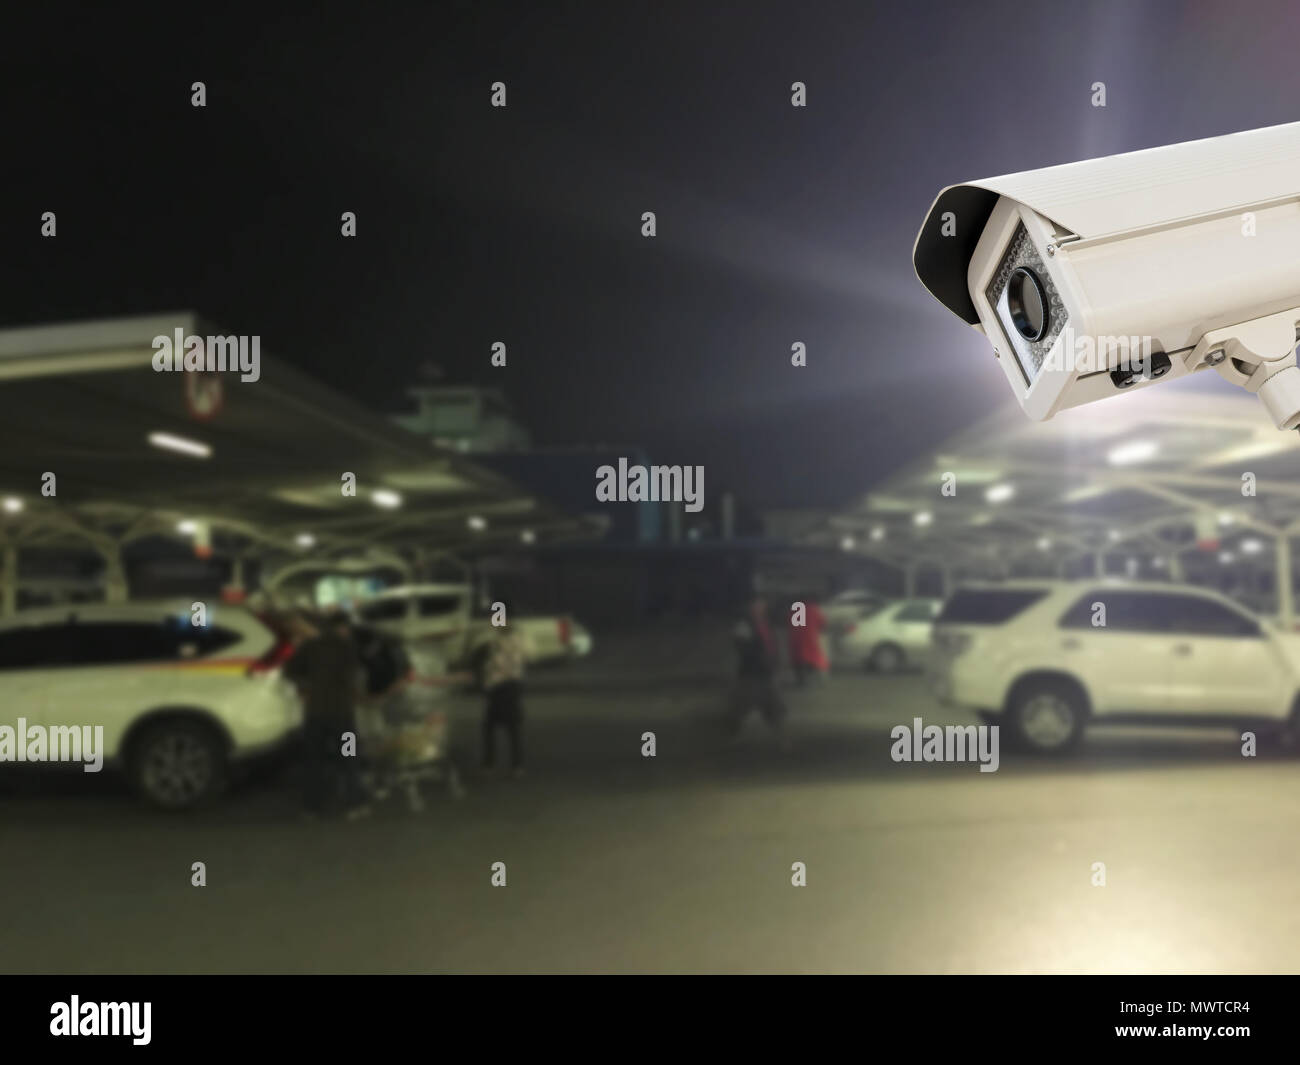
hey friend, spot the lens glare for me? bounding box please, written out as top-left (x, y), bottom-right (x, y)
top-left (1007, 267), bottom-right (1047, 342)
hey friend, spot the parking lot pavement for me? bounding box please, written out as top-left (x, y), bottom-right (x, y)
top-left (4, 632), bottom-right (1300, 973)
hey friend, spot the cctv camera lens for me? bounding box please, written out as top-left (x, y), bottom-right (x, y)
top-left (1007, 267), bottom-right (1048, 342)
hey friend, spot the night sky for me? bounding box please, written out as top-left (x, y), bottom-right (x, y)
top-left (4, 1), bottom-right (1300, 506)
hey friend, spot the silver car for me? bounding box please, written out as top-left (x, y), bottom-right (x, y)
top-left (837, 598), bottom-right (942, 673)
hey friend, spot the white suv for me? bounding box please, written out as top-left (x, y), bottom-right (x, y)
top-left (0, 601), bottom-right (302, 806)
top-left (930, 580), bottom-right (1300, 753)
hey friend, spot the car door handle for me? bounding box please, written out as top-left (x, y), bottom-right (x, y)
top-left (1172, 643), bottom-right (1193, 656)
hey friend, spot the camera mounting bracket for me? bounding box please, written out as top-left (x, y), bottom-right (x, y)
top-left (1184, 308), bottom-right (1300, 429)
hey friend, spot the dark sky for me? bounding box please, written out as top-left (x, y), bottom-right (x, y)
top-left (4, 1), bottom-right (1300, 506)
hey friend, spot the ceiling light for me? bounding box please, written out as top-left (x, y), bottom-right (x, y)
top-left (1107, 440), bottom-right (1158, 466)
top-left (149, 431), bottom-right (211, 459)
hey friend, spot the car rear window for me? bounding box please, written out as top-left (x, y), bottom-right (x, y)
top-left (935, 588), bottom-right (1048, 625)
top-left (894, 601), bottom-right (938, 622)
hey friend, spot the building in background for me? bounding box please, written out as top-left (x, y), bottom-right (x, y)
top-left (390, 385), bottom-right (531, 453)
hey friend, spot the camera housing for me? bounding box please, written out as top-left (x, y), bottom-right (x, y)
top-left (914, 122), bottom-right (1300, 428)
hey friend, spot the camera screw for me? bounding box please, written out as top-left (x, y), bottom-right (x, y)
top-left (1205, 349), bottom-right (1227, 367)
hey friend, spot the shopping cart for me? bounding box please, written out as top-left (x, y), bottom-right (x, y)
top-left (358, 681), bottom-right (465, 812)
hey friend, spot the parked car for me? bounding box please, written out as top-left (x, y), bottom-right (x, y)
top-left (824, 588), bottom-right (889, 635)
top-left (356, 583), bottom-right (592, 669)
top-left (929, 579), bottom-right (1300, 753)
top-left (838, 597), bottom-right (941, 672)
top-left (0, 601), bottom-right (302, 806)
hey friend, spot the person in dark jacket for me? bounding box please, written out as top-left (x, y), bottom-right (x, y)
top-left (283, 610), bottom-right (368, 819)
top-left (724, 594), bottom-right (789, 744)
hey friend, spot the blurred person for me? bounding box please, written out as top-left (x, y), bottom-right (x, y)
top-left (787, 592), bottom-right (829, 687)
top-left (438, 601), bottom-right (529, 777)
top-left (725, 594), bottom-right (789, 746)
top-left (283, 610), bottom-right (369, 819)
top-left (477, 601), bottom-right (529, 777)
top-left (355, 624), bottom-right (413, 710)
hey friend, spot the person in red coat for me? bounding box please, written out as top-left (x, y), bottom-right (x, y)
top-left (788, 594), bottom-right (829, 686)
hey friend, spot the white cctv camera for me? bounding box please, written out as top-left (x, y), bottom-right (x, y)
top-left (914, 121), bottom-right (1300, 429)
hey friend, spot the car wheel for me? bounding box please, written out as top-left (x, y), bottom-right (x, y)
top-left (869, 643), bottom-right (905, 674)
top-left (1009, 680), bottom-right (1085, 754)
top-left (128, 719), bottom-right (227, 809)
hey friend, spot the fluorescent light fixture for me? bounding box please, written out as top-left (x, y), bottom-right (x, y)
top-left (148, 431), bottom-right (212, 459)
top-left (372, 489), bottom-right (402, 509)
top-left (931, 460), bottom-right (1005, 483)
top-left (985, 483), bottom-right (1015, 504)
top-left (295, 533), bottom-right (315, 548)
top-left (2, 497), bottom-right (23, 514)
top-left (1219, 551), bottom-right (1236, 564)
top-left (1107, 529), bottom-right (1122, 542)
top-left (176, 519), bottom-right (198, 535)
top-left (1036, 536), bottom-right (1052, 551)
top-left (1107, 440), bottom-right (1159, 466)
top-left (840, 535), bottom-right (856, 551)
top-left (914, 511), bottom-right (933, 527)
top-left (1063, 483), bottom-right (1111, 503)
top-left (1241, 538), bottom-right (1264, 555)
top-left (467, 515), bottom-right (488, 531)
top-left (870, 525), bottom-right (885, 541)
top-left (520, 529), bottom-right (536, 544)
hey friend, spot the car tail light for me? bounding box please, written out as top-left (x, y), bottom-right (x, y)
top-left (247, 637), bottom-right (296, 676)
top-left (558, 617), bottom-right (572, 646)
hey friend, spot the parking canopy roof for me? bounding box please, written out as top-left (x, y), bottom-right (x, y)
top-left (810, 378), bottom-right (1300, 581)
top-left (0, 313), bottom-right (596, 561)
